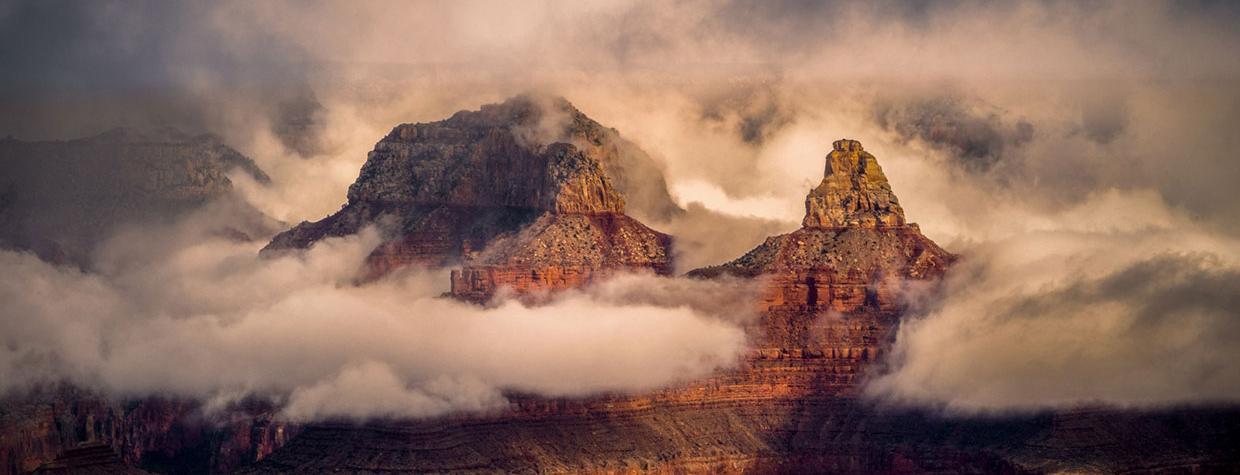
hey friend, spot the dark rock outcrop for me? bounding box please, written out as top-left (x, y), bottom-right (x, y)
top-left (29, 443), bottom-right (148, 475)
top-left (0, 388), bottom-right (296, 475)
top-left (0, 127), bottom-right (273, 266)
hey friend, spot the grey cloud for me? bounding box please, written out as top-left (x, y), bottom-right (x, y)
top-left (698, 84), bottom-right (796, 146)
top-left (873, 94), bottom-right (1034, 172)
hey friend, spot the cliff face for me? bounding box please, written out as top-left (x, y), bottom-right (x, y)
top-left (7, 118), bottom-right (1236, 473)
top-left (263, 96), bottom-right (674, 296)
top-left (0, 127), bottom-right (273, 266)
top-left (449, 212), bottom-right (672, 301)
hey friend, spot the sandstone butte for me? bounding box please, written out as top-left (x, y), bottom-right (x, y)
top-left (261, 95), bottom-right (677, 298)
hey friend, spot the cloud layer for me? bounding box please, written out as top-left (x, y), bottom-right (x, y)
top-left (0, 208), bottom-right (752, 421)
top-left (868, 191), bottom-right (1240, 411)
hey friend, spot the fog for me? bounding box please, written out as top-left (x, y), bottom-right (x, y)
top-left (1, 0), bottom-right (1239, 415)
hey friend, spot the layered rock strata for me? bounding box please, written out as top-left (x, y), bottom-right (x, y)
top-left (803, 139), bottom-right (905, 228)
top-left (0, 129), bottom-right (289, 475)
top-left (692, 139), bottom-right (953, 364)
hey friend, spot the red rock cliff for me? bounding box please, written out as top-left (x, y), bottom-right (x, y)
top-left (692, 138), bottom-right (953, 361)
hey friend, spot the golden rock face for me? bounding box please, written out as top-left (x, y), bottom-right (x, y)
top-left (802, 139), bottom-right (906, 228)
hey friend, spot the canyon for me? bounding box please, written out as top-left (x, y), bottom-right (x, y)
top-left (2, 99), bottom-right (1238, 474)
top-left (234, 132), bottom-right (1014, 473)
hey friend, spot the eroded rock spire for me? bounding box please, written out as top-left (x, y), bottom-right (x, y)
top-left (802, 139), bottom-right (905, 228)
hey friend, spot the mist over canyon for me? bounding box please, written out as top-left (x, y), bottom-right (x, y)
top-left (2, 0), bottom-right (1239, 473)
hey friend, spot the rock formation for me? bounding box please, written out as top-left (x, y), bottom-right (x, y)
top-left (240, 139), bottom-right (977, 473)
top-left (691, 139), bottom-right (952, 367)
top-left (0, 127), bottom-right (274, 266)
top-left (802, 139), bottom-right (905, 228)
top-left (263, 95), bottom-right (675, 298)
top-left (6, 116), bottom-right (1238, 473)
top-left (29, 442), bottom-right (149, 474)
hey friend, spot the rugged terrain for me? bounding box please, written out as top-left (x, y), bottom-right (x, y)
top-left (0, 387), bottom-right (295, 475)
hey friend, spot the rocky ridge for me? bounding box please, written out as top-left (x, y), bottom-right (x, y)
top-left (4, 104), bottom-right (1236, 473)
top-left (0, 129), bottom-right (290, 475)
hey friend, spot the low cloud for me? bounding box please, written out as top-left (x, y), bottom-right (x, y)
top-left (0, 207), bottom-right (754, 421)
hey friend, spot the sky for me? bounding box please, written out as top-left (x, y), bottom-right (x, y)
top-left (1, 0), bottom-right (1239, 417)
